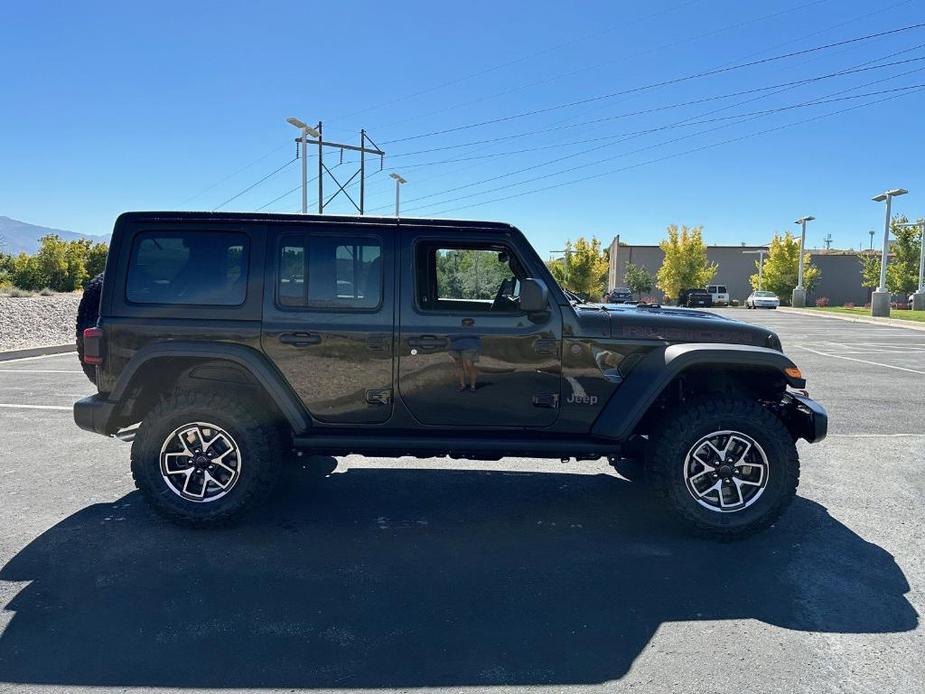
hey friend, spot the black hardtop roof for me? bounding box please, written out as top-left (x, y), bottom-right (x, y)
top-left (115, 211), bottom-right (517, 233)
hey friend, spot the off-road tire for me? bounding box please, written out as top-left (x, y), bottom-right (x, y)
top-left (648, 398), bottom-right (799, 540)
top-left (75, 272), bottom-right (104, 383)
top-left (131, 390), bottom-right (282, 527)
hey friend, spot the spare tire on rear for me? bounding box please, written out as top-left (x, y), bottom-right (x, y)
top-left (76, 272), bottom-right (104, 384)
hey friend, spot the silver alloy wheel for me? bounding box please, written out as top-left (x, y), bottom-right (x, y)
top-left (683, 430), bottom-right (768, 513)
top-left (159, 422), bottom-right (242, 503)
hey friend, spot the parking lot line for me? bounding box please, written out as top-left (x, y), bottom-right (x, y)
top-left (795, 345), bottom-right (925, 375)
top-left (0, 370), bottom-right (84, 374)
top-left (0, 403), bottom-right (72, 411)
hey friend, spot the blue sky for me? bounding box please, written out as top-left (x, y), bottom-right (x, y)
top-left (1, 0), bottom-right (923, 256)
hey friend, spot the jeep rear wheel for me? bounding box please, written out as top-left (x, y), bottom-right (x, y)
top-left (131, 391), bottom-right (282, 526)
top-left (648, 398), bottom-right (799, 540)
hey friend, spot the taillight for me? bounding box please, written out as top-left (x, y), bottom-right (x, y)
top-left (82, 327), bottom-right (104, 365)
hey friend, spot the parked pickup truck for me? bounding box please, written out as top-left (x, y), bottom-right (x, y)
top-left (74, 212), bottom-right (826, 539)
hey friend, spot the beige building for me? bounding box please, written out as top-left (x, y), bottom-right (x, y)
top-left (607, 235), bottom-right (874, 305)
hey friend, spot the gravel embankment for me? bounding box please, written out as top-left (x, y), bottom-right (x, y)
top-left (0, 294), bottom-right (82, 352)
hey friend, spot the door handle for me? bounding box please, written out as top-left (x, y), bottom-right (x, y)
top-left (279, 332), bottom-right (322, 346)
top-left (407, 335), bottom-right (448, 352)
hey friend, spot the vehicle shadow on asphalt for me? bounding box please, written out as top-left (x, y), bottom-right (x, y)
top-left (0, 462), bottom-right (917, 689)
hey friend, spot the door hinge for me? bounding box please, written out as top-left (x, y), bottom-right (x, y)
top-left (533, 338), bottom-right (559, 356)
top-left (532, 393), bottom-right (560, 409)
top-left (365, 388), bottom-right (392, 405)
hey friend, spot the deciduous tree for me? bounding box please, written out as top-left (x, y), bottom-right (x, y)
top-left (624, 262), bottom-right (653, 299)
top-left (656, 224), bottom-right (717, 301)
top-left (750, 232), bottom-right (819, 301)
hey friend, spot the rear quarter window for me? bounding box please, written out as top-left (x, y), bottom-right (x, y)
top-left (126, 231), bottom-right (248, 305)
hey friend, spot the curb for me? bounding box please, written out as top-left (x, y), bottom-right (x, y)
top-left (776, 307), bottom-right (925, 332)
top-left (0, 343), bottom-right (77, 362)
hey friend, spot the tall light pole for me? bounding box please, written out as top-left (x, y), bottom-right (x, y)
top-left (791, 216), bottom-right (815, 307)
top-left (287, 117), bottom-right (320, 213)
top-left (869, 230), bottom-right (876, 250)
top-left (743, 248), bottom-right (768, 291)
top-left (896, 220), bottom-right (925, 310)
top-left (871, 188), bottom-right (908, 317)
top-left (389, 173), bottom-right (406, 216)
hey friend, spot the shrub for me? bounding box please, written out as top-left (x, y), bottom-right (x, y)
top-left (39, 287), bottom-right (55, 296)
top-left (843, 302), bottom-right (855, 309)
top-left (639, 295), bottom-right (659, 305)
top-left (815, 297), bottom-right (830, 307)
top-left (2, 287), bottom-right (35, 298)
top-left (730, 298), bottom-right (740, 306)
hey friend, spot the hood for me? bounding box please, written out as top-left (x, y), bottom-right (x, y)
top-left (574, 304), bottom-right (782, 350)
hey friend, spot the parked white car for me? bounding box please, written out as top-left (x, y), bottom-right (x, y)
top-left (745, 291), bottom-right (780, 309)
top-left (706, 284), bottom-right (729, 306)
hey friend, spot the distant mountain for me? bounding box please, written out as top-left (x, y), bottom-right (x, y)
top-left (0, 216), bottom-right (110, 255)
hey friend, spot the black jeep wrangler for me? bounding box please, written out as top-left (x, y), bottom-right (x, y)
top-left (74, 212), bottom-right (826, 539)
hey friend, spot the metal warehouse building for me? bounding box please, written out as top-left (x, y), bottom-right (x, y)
top-left (607, 236), bottom-right (874, 306)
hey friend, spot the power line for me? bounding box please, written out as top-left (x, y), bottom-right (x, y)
top-left (385, 53), bottom-right (925, 164)
top-left (381, 22), bottom-right (925, 146)
top-left (370, 42), bottom-right (925, 213)
top-left (334, 0), bottom-right (707, 123)
top-left (426, 87), bottom-right (925, 217)
top-left (400, 69), bottom-right (925, 214)
top-left (374, 0), bottom-right (839, 134)
top-left (212, 157), bottom-right (298, 211)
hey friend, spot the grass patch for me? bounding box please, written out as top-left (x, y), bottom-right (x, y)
top-left (808, 306), bottom-right (925, 323)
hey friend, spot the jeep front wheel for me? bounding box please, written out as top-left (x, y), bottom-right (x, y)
top-left (648, 398), bottom-right (799, 540)
top-left (131, 391), bottom-right (282, 526)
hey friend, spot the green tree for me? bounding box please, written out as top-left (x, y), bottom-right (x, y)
top-left (656, 224), bottom-right (717, 301)
top-left (623, 262), bottom-right (654, 299)
top-left (85, 241), bottom-right (109, 279)
top-left (750, 232), bottom-right (819, 301)
top-left (860, 216), bottom-right (923, 295)
top-left (556, 237), bottom-right (609, 300)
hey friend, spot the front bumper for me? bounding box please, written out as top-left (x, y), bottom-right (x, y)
top-left (74, 394), bottom-right (118, 436)
top-left (781, 392), bottom-right (828, 443)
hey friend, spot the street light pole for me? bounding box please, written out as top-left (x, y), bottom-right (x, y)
top-left (869, 230), bottom-right (875, 250)
top-left (742, 248), bottom-right (768, 291)
top-left (870, 188), bottom-right (909, 317)
top-left (286, 117), bottom-right (321, 214)
top-left (389, 173), bottom-right (406, 216)
top-left (792, 216), bottom-right (815, 307)
top-left (897, 220), bottom-right (925, 310)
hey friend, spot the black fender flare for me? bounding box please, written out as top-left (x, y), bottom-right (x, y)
top-left (591, 343), bottom-right (804, 442)
top-left (109, 341), bottom-right (311, 433)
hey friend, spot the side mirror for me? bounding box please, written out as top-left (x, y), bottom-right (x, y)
top-left (520, 277), bottom-right (549, 313)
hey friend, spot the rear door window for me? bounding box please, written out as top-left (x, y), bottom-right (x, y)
top-left (126, 231), bottom-right (248, 305)
top-left (277, 234), bottom-right (382, 310)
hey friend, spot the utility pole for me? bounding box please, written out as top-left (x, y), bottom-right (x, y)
top-left (389, 173), bottom-right (407, 216)
top-left (287, 117), bottom-right (385, 215)
top-left (792, 216), bottom-right (815, 308)
top-left (871, 188), bottom-right (908, 317)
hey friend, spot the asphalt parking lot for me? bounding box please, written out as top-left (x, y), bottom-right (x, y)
top-left (0, 309), bottom-right (922, 694)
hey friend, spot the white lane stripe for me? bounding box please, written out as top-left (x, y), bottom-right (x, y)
top-left (0, 370), bottom-right (84, 374)
top-left (795, 345), bottom-right (925, 375)
top-left (0, 403), bottom-right (72, 411)
top-left (829, 433), bottom-right (925, 438)
top-left (0, 352), bottom-right (75, 364)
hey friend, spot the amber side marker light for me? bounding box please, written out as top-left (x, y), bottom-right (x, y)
top-left (784, 367), bottom-right (803, 380)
